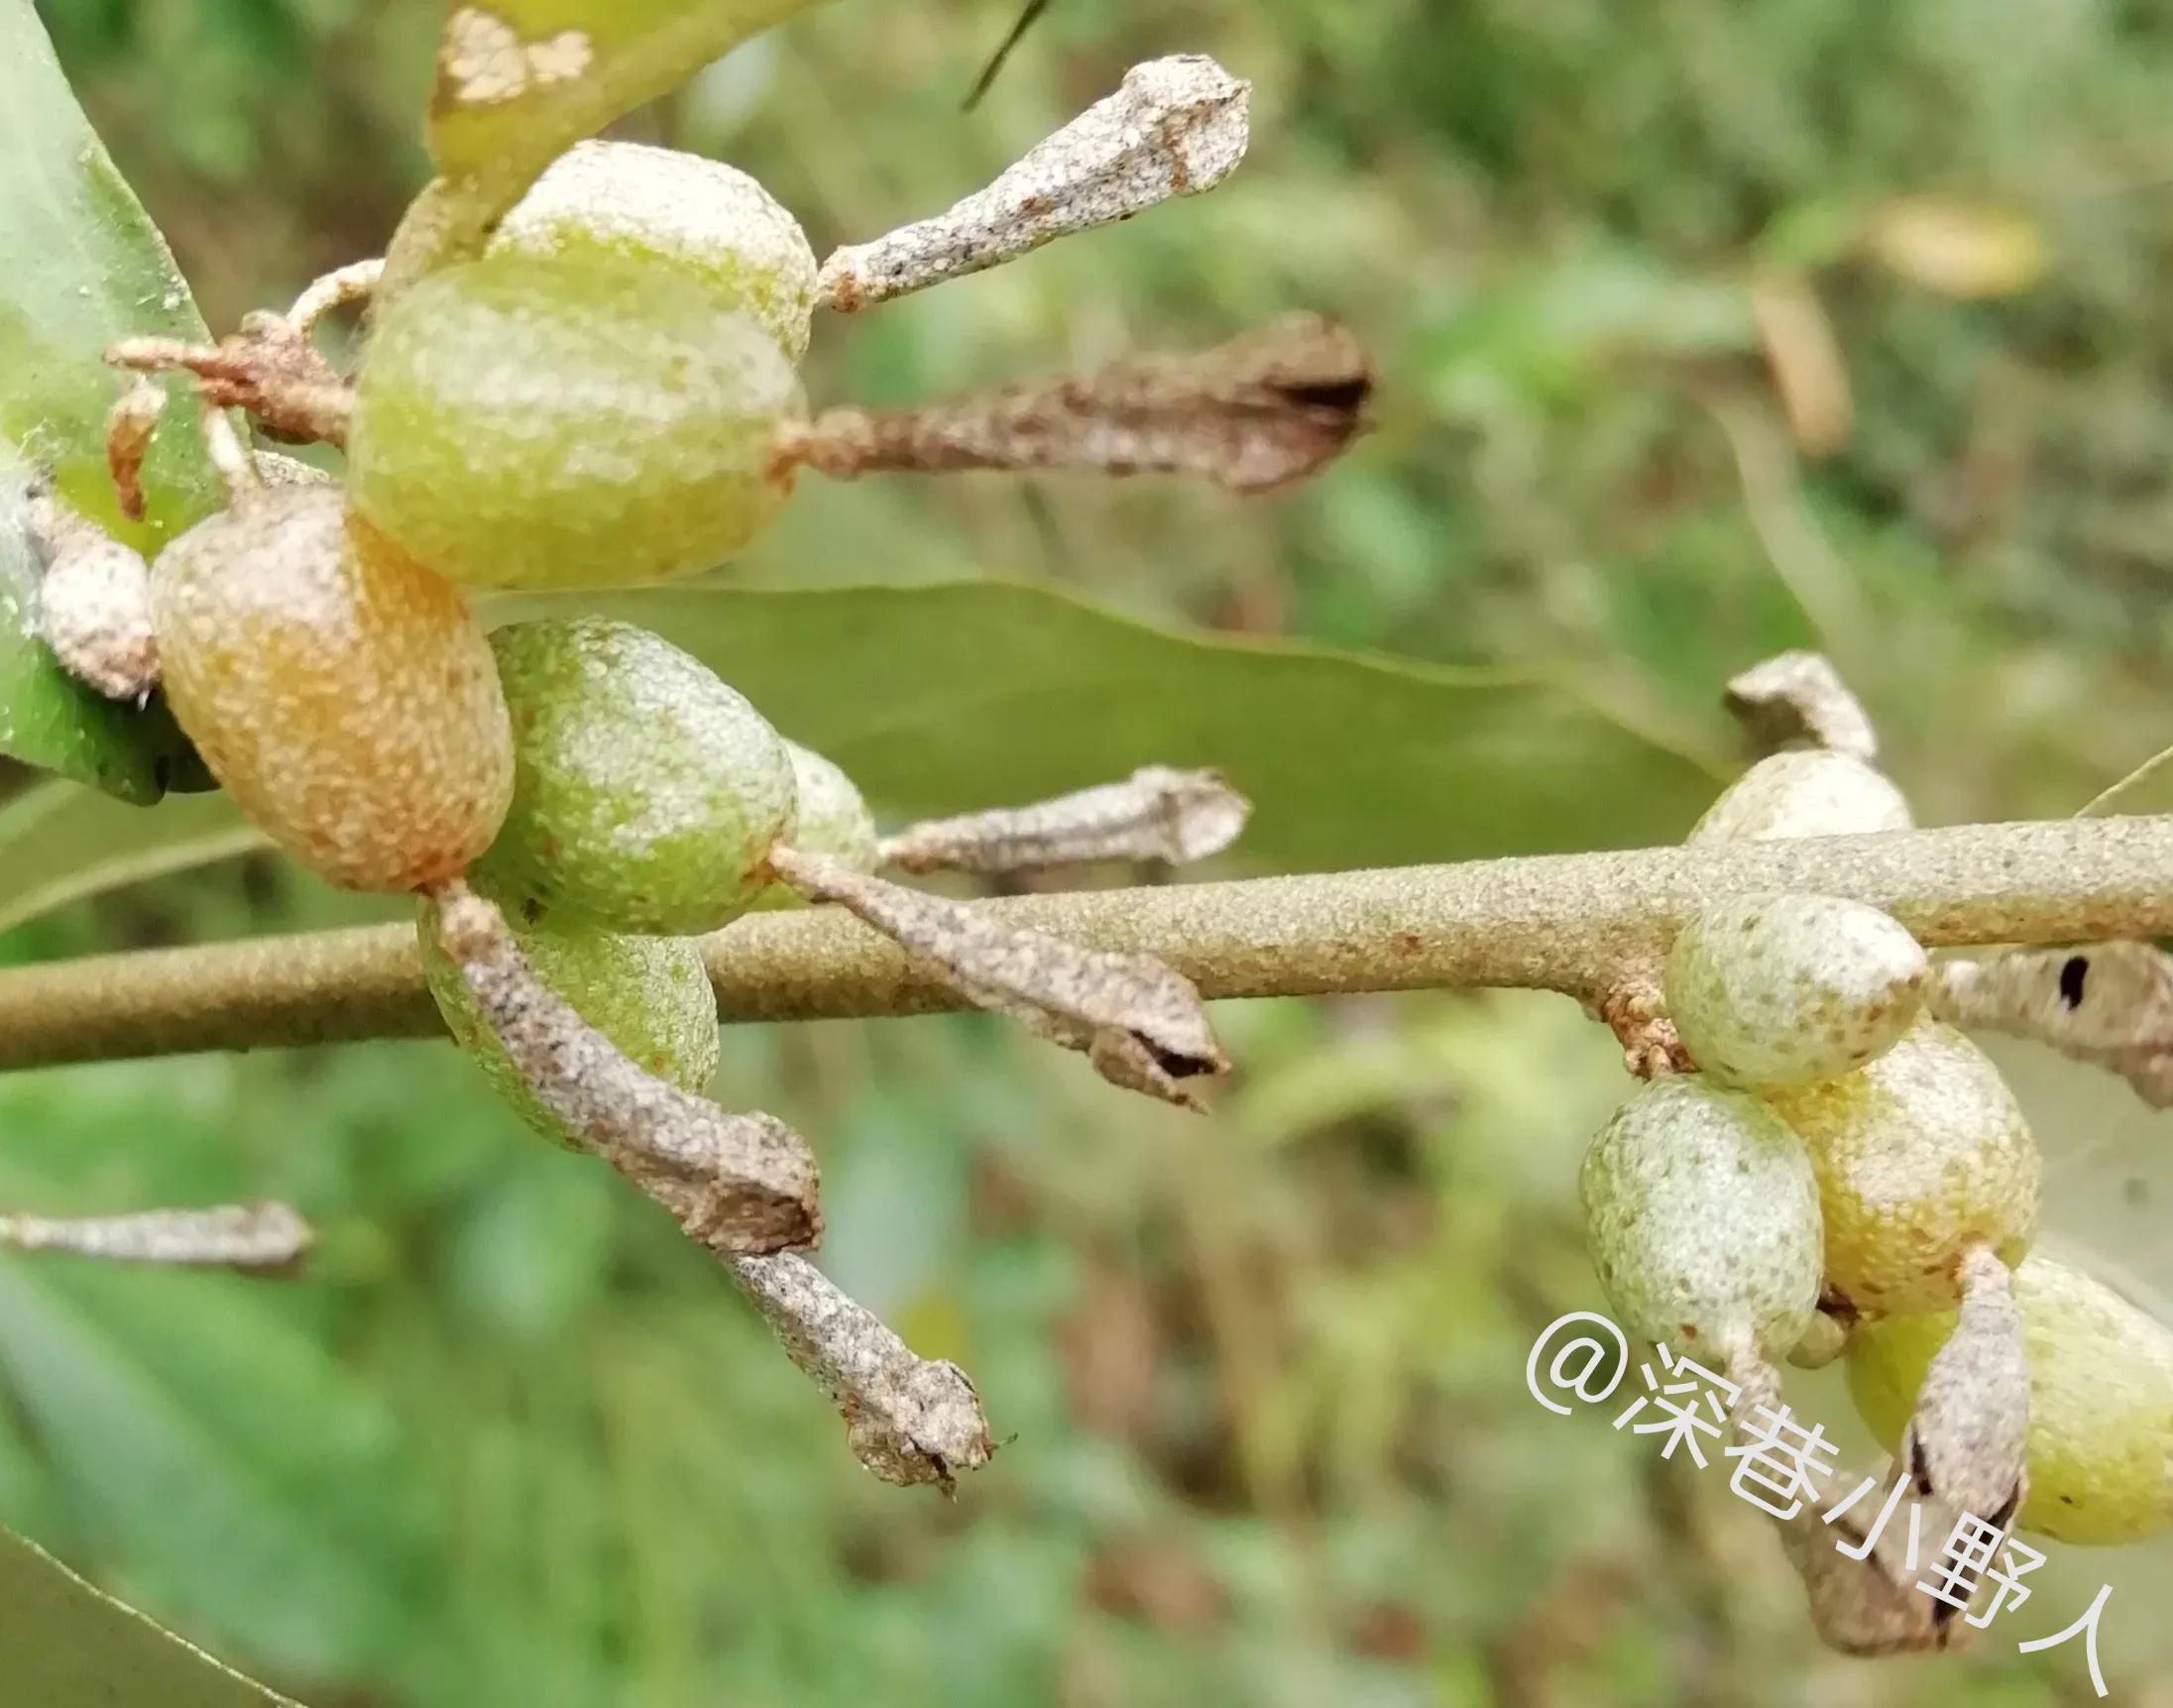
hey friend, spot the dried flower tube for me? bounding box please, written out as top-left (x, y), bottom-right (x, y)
top-left (1930, 940), bottom-right (2173, 1106)
top-left (427, 880), bottom-right (819, 1255)
top-left (765, 847), bottom-right (1227, 1108)
top-left (878, 765), bottom-right (1250, 875)
top-left (1724, 649), bottom-right (1880, 761)
top-left (728, 1250), bottom-right (996, 1491)
top-left (776, 314), bottom-right (1372, 496)
top-left (0, 1201), bottom-right (311, 1271)
top-left (819, 56), bottom-right (1249, 312)
top-left (1898, 1242), bottom-right (2029, 1527)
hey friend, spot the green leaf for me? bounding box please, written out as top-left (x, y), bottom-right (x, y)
top-left (0, 0), bottom-right (226, 801)
top-left (0, 1527), bottom-right (296, 1707)
top-left (0, 579), bottom-right (1725, 937)
top-left (427, 0), bottom-right (826, 185)
top-left (0, 779), bottom-right (262, 939)
top-left (0, 1255), bottom-right (416, 1680)
top-left (536, 579), bottom-right (1729, 870)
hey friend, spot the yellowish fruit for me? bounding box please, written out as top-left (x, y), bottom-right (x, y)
top-left (1763, 1020), bottom-right (2037, 1318)
top-left (1849, 1253), bottom-right (2173, 1543)
top-left (151, 487), bottom-right (512, 890)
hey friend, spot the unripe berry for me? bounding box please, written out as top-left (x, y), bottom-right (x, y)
top-left (752, 740), bottom-right (878, 911)
top-left (348, 249), bottom-right (805, 591)
top-left (1762, 1020), bottom-right (2038, 1318)
top-left (151, 486), bottom-right (511, 890)
top-left (1688, 749), bottom-right (1912, 845)
top-left (472, 618), bottom-right (796, 936)
top-left (491, 141), bottom-right (817, 362)
top-left (1579, 1078), bottom-right (1823, 1358)
top-left (1848, 1253), bottom-right (2173, 1543)
top-left (1665, 894), bottom-right (1927, 1088)
top-left (417, 905), bottom-right (720, 1150)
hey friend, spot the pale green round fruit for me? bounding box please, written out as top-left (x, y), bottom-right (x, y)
top-left (1665, 893), bottom-right (1926, 1088)
top-left (418, 906), bottom-right (718, 1149)
top-left (1762, 1020), bottom-right (2037, 1319)
top-left (1579, 1078), bottom-right (1823, 1357)
top-left (491, 140), bottom-right (817, 362)
top-left (752, 741), bottom-right (879, 911)
top-left (1849, 1252), bottom-right (2173, 1543)
top-left (348, 249), bottom-right (804, 591)
top-left (471, 618), bottom-right (797, 936)
top-left (1688, 749), bottom-right (1912, 844)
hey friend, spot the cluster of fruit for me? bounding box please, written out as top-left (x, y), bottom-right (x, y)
top-left (23, 60), bottom-right (1328, 1479)
top-left (1579, 731), bottom-right (2173, 1646)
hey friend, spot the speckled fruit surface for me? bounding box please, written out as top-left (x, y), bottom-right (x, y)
top-left (151, 486), bottom-right (511, 891)
top-left (1579, 1077), bottom-right (1823, 1357)
top-left (471, 618), bottom-right (796, 936)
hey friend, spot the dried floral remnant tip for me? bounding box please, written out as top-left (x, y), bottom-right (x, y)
top-left (0, 1201), bottom-right (313, 1271)
top-left (1930, 941), bottom-right (2173, 1108)
top-left (781, 314), bottom-right (1372, 495)
top-left (1724, 650), bottom-right (1880, 761)
top-left (879, 765), bottom-right (1251, 874)
top-left (818, 55), bottom-right (1250, 312)
top-left (1897, 1243), bottom-right (2028, 1526)
top-left (1593, 975), bottom-right (1691, 1078)
top-left (729, 1251), bottom-right (996, 1491)
top-left (767, 847), bottom-right (1228, 1108)
top-left (27, 486), bottom-right (158, 702)
top-left (428, 881), bottom-right (819, 1255)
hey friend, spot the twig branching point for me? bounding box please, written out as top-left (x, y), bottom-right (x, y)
top-left (819, 55), bottom-right (1249, 312)
top-left (879, 765), bottom-right (1250, 874)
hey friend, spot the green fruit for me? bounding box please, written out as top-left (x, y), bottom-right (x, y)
top-left (348, 249), bottom-right (804, 591)
top-left (491, 140), bottom-right (817, 362)
top-left (1849, 1253), bottom-right (2173, 1543)
top-left (1579, 1078), bottom-right (1823, 1357)
top-left (1763, 1020), bottom-right (2037, 1319)
top-left (152, 486), bottom-right (512, 891)
top-left (417, 906), bottom-right (718, 1149)
top-left (472, 618), bottom-right (796, 935)
top-left (1689, 750), bottom-right (1912, 844)
top-left (1665, 893), bottom-right (1926, 1088)
top-left (752, 740), bottom-right (878, 910)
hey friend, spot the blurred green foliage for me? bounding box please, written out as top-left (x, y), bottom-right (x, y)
top-left (10, 0), bottom-right (2173, 1702)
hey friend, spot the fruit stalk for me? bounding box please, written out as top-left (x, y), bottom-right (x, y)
top-left (9, 816), bottom-right (2173, 1069)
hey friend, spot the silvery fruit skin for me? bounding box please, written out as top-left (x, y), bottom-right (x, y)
top-left (491, 139), bottom-right (818, 361)
top-left (1689, 749), bottom-right (1912, 844)
top-left (1580, 1077), bottom-right (1823, 1357)
top-left (1665, 893), bottom-right (1927, 1088)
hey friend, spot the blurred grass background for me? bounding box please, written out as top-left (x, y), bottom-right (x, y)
top-left (8, 0), bottom-right (2173, 1702)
